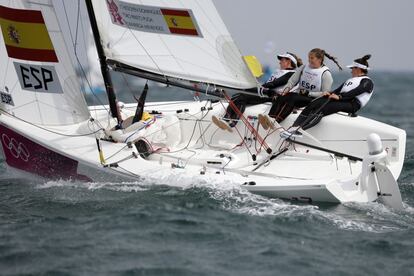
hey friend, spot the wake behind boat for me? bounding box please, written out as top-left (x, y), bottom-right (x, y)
top-left (0, 0), bottom-right (406, 209)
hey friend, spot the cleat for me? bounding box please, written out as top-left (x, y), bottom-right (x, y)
top-left (279, 130), bottom-right (291, 139)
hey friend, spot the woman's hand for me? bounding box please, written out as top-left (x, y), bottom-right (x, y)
top-left (259, 86), bottom-right (268, 95)
top-left (260, 86), bottom-right (268, 91)
top-left (281, 87), bottom-right (290, 96)
top-left (329, 94), bottom-right (340, 100)
top-left (322, 91), bottom-right (331, 97)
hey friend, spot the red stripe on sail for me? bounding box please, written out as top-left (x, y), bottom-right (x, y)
top-left (0, 5), bottom-right (45, 23)
top-left (160, 9), bottom-right (190, 17)
top-left (168, 27), bottom-right (198, 36)
top-left (5, 45), bottom-right (58, 62)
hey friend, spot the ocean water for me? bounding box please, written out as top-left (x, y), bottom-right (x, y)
top-left (1, 72), bottom-right (414, 275)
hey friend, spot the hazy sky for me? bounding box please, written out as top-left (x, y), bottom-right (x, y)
top-left (214, 0), bottom-right (414, 72)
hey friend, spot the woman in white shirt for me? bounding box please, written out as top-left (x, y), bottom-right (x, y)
top-left (213, 52), bottom-right (302, 131)
top-left (264, 48), bottom-right (342, 126)
top-left (290, 55), bottom-right (374, 132)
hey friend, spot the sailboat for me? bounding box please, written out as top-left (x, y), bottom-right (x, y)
top-left (0, 0), bottom-right (406, 209)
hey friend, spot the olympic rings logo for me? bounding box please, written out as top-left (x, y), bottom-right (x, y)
top-left (1, 133), bottom-right (30, 162)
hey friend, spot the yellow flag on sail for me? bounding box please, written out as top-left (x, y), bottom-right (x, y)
top-left (243, 56), bottom-right (263, 78)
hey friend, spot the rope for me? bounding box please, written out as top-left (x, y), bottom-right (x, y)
top-left (221, 90), bottom-right (272, 154)
top-left (218, 100), bottom-right (256, 160)
top-left (289, 97), bottom-right (330, 131)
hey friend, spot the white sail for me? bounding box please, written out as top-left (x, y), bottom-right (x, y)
top-left (91, 0), bottom-right (258, 89)
top-left (0, 0), bottom-right (90, 125)
top-left (56, 1), bottom-right (106, 95)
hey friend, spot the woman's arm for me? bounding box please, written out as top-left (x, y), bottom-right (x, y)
top-left (339, 79), bottom-right (374, 100)
top-left (282, 65), bottom-right (304, 93)
top-left (308, 70), bottom-right (333, 97)
top-left (332, 83), bottom-right (345, 94)
top-left (262, 71), bottom-right (294, 89)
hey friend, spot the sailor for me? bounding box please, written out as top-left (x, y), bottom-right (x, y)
top-left (261, 52), bottom-right (303, 97)
top-left (263, 48), bottom-right (342, 126)
top-left (213, 52), bottom-right (302, 131)
top-left (289, 55), bottom-right (374, 131)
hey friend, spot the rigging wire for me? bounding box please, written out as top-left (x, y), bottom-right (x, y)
top-left (61, 0), bottom-right (111, 121)
top-left (0, 109), bottom-right (103, 137)
top-left (185, 100), bottom-right (212, 149)
top-left (160, 108), bottom-right (211, 155)
top-left (0, 2), bottom-right (309, 179)
top-left (119, 72), bottom-right (140, 101)
top-left (218, 100), bottom-right (256, 160)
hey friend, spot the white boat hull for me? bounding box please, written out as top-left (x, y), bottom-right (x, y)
top-left (0, 100), bottom-right (406, 207)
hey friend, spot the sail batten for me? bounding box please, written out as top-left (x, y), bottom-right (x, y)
top-left (92, 0), bottom-right (258, 90)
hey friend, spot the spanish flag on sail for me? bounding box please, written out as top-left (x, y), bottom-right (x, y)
top-left (161, 9), bottom-right (200, 36)
top-left (0, 5), bottom-right (58, 62)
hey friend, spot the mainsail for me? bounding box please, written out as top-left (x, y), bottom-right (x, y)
top-left (91, 0), bottom-right (258, 90)
top-left (0, 0), bottom-right (90, 126)
top-left (0, 0), bottom-right (258, 127)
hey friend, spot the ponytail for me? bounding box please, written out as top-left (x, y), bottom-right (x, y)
top-left (355, 54), bottom-right (371, 67)
top-left (354, 54), bottom-right (371, 74)
top-left (309, 48), bottom-right (343, 70)
top-left (324, 52), bottom-right (343, 71)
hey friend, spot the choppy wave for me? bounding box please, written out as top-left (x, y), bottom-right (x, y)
top-left (37, 179), bottom-right (149, 192)
top-left (34, 171), bottom-right (414, 234)
top-left (206, 183), bottom-right (414, 233)
top-left (2, 72), bottom-right (414, 275)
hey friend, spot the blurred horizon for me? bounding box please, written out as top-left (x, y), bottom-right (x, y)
top-left (214, 0), bottom-right (414, 72)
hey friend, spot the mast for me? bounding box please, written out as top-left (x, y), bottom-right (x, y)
top-left (85, 0), bottom-right (121, 123)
